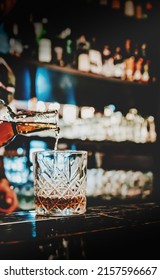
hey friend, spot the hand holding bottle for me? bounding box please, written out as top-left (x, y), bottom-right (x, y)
top-left (0, 178), bottom-right (18, 213)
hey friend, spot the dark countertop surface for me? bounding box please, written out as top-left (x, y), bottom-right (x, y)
top-left (1, 199), bottom-right (160, 259)
top-left (1, 200), bottom-right (160, 243)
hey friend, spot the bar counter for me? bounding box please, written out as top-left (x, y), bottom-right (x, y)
top-left (1, 198), bottom-right (160, 260)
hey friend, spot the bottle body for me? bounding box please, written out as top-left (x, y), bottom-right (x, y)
top-left (0, 99), bottom-right (59, 148)
top-left (0, 121), bottom-right (16, 147)
top-left (9, 23), bottom-right (23, 57)
top-left (0, 120), bottom-right (58, 148)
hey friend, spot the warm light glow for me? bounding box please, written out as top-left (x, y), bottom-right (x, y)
top-left (38, 39), bottom-right (52, 62)
top-left (78, 54), bottom-right (90, 72)
top-left (81, 106), bottom-right (95, 119)
top-left (124, 0), bottom-right (135, 17)
top-left (89, 50), bottom-right (102, 74)
top-left (28, 97), bottom-right (37, 110)
top-left (54, 46), bottom-right (63, 61)
top-left (36, 101), bottom-right (46, 111)
top-left (104, 105), bottom-right (116, 116)
top-left (63, 104), bottom-right (78, 124)
top-left (48, 102), bottom-right (60, 111)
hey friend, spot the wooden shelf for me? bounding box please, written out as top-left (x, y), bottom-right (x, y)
top-left (8, 55), bottom-right (156, 87)
top-left (28, 59), bottom-right (156, 87)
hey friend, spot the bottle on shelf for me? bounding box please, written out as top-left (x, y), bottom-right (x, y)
top-left (111, 0), bottom-right (121, 10)
top-left (135, 0), bottom-right (143, 20)
top-left (64, 28), bottom-right (76, 68)
top-left (123, 38), bottom-right (133, 60)
top-left (133, 57), bottom-right (143, 81)
top-left (37, 18), bottom-right (52, 63)
top-left (141, 43), bottom-right (147, 63)
top-left (132, 44), bottom-right (142, 81)
top-left (123, 39), bottom-right (134, 81)
top-left (34, 19), bottom-right (44, 45)
top-left (133, 44), bottom-right (140, 62)
top-left (113, 46), bottom-right (125, 79)
top-left (53, 45), bottom-right (64, 67)
top-left (147, 116), bottom-right (157, 143)
top-left (65, 37), bottom-right (73, 68)
top-left (143, 1), bottom-right (153, 19)
top-left (140, 43), bottom-right (150, 83)
top-left (124, 0), bottom-right (135, 17)
top-left (9, 23), bottom-right (23, 57)
top-left (52, 28), bottom-right (71, 67)
top-left (76, 34), bottom-right (90, 72)
top-left (102, 44), bottom-right (114, 77)
top-left (89, 36), bottom-right (102, 74)
top-left (141, 62), bottom-right (150, 83)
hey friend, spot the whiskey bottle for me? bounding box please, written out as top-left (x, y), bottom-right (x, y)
top-left (89, 36), bottom-right (102, 74)
top-left (76, 34), bottom-right (90, 71)
top-left (113, 46), bottom-right (125, 79)
top-left (0, 99), bottom-right (59, 148)
top-left (9, 23), bottom-right (23, 57)
top-left (38, 18), bottom-right (52, 63)
top-left (102, 44), bottom-right (114, 77)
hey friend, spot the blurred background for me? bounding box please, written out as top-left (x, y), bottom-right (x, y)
top-left (1, 0), bottom-right (160, 209)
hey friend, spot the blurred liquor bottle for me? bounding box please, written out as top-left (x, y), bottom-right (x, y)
top-left (37, 17), bottom-right (52, 63)
top-left (76, 34), bottom-right (90, 72)
top-left (89, 36), bottom-right (102, 74)
top-left (113, 45), bottom-right (124, 79)
top-left (52, 28), bottom-right (71, 67)
top-left (102, 44), bottom-right (114, 77)
top-left (9, 22), bottom-right (23, 57)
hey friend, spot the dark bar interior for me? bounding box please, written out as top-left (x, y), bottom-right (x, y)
top-left (1, 0), bottom-right (160, 260)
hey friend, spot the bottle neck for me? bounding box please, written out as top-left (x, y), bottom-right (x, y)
top-left (0, 99), bottom-right (60, 135)
top-left (16, 121), bottom-right (59, 135)
top-left (14, 109), bottom-right (59, 127)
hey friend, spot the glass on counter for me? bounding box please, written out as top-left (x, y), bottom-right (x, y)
top-left (33, 150), bottom-right (88, 216)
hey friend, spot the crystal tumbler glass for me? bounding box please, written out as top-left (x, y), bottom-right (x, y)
top-left (33, 150), bottom-right (87, 216)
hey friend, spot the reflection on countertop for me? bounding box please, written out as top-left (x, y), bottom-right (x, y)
top-left (1, 200), bottom-right (160, 260)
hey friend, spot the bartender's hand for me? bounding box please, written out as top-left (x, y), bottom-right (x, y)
top-left (0, 178), bottom-right (18, 213)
